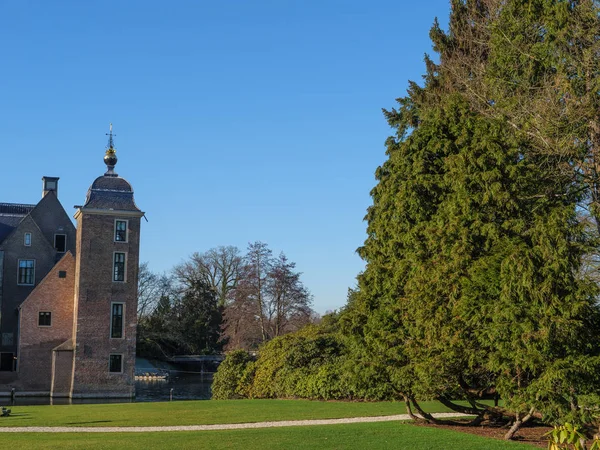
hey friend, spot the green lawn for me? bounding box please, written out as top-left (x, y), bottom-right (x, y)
top-left (0, 421), bottom-right (535, 449)
top-left (0, 399), bottom-right (487, 428)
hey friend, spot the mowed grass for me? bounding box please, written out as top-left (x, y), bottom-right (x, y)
top-left (0, 399), bottom-right (489, 428)
top-left (0, 421), bottom-right (535, 449)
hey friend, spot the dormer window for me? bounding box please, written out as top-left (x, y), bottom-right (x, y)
top-left (115, 220), bottom-right (127, 242)
top-left (24, 233), bottom-right (31, 246)
top-left (42, 176), bottom-right (59, 198)
top-left (54, 234), bottom-right (66, 253)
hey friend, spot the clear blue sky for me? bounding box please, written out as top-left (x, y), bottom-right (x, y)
top-left (0, 0), bottom-right (451, 313)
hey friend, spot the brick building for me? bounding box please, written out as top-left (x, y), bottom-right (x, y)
top-left (0, 132), bottom-right (144, 398)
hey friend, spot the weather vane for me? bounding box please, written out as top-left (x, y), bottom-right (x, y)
top-left (106, 123), bottom-right (116, 150)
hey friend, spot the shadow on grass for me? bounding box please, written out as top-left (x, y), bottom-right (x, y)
top-left (65, 420), bottom-right (113, 425)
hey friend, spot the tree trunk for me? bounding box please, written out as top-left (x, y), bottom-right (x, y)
top-left (410, 396), bottom-right (485, 427)
top-left (437, 396), bottom-right (483, 415)
top-left (504, 408), bottom-right (535, 440)
top-left (403, 395), bottom-right (419, 420)
top-left (410, 397), bottom-right (444, 424)
top-left (257, 275), bottom-right (267, 342)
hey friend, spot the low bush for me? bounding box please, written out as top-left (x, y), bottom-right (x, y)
top-left (211, 350), bottom-right (256, 399)
top-left (212, 323), bottom-right (401, 401)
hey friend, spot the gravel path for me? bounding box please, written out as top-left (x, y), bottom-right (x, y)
top-left (0, 412), bottom-right (470, 433)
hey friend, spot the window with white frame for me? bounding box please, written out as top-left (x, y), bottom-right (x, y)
top-left (111, 303), bottom-right (124, 338)
top-left (17, 260), bottom-right (35, 285)
top-left (24, 233), bottom-right (31, 246)
top-left (113, 252), bottom-right (126, 282)
top-left (115, 220), bottom-right (127, 242)
top-left (109, 354), bottom-right (123, 373)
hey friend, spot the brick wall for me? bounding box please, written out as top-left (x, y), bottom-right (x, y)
top-left (17, 254), bottom-right (75, 393)
top-left (71, 212), bottom-right (140, 398)
top-left (0, 215), bottom-right (58, 356)
top-left (0, 371), bottom-right (19, 394)
top-left (51, 347), bottom-right (74, 397)
top-left (0, 192), bottom-right (76, 359)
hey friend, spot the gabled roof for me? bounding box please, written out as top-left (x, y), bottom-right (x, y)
top-left (0, 202), bottom-right (36, 243)
top-left (19, 251), bottom-right (75, 311)
top-left (28, 191), bottom-right (77, 248)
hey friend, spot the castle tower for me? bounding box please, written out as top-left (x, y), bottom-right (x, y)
top-left (70, 127), bottom-right (144, 398)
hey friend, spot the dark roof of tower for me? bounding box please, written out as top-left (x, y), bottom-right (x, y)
top-left (82, 175), bottom-right (141, 212)
top-left (91, 176), bottom-right (132, 191)
top-left (78, 125), bottom-right (142, 213)
top-left (0, 203), bottom-right (36, 242)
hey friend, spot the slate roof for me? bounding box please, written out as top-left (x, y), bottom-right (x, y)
top-left (0, 203), bottom-right (36, 215)
top-left (0, 203), bottom-right (36, 243)
top-left (82, 175), bottom-right (141, 212)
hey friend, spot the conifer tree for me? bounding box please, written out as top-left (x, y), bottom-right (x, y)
top-left (348, 0), bottom-right (600, 438)
top-left (435, 0), bottom-right (600, 233)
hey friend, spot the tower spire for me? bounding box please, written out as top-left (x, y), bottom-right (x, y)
top-left (103, 123), bottom-right (118, 176)
top-left (106, 123), bottom-right (116, 150)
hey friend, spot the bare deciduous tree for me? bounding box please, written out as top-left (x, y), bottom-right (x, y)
top-left (137, 262), bottom-right (171, 319)
top-left (265, 252), bottom-right (313, 338)
top-left (139, 244), bottom-right (316, 354)
top-left (223, 242), bottom-right (315, 350)
top-left (174, 246), bottom-right (242, 307)
top-left (237, 241), bottom-right (272, 343)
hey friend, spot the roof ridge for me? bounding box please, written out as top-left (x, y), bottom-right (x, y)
top-left (0, 203), bottom-right (37, 215)
top-left (0, 202), bottom-right (37, 206)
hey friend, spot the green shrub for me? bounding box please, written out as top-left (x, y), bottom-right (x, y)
top-left (212, 322), bottom-right (403, 401)
top-left (211, 350), bottom-right (255, 399)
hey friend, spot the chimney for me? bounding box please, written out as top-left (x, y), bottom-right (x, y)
top-left (42, 176), bottom-right (59, 198)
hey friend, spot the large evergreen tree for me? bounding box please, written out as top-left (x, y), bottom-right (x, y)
top-left (435, 0), bottom-right (600, 233)
top-left (348, 0), bottom-right (600, 438)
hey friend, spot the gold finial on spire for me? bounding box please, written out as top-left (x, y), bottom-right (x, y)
top-left (104, 124), bottom-right (118, 176)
